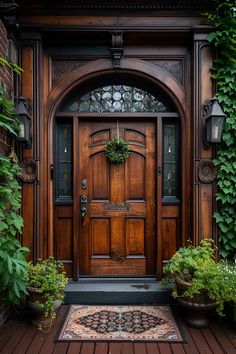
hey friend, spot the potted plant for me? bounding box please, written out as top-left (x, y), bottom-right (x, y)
top-left (163, 239), bottom-right (236, 328)
top-left (28, 257), bottom-right (68, 330)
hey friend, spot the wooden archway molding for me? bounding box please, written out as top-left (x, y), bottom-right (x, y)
top-left (47, 58), bottom-right (186, 119)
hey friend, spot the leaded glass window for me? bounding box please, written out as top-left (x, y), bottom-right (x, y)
top-left (163, 123), bottom-right (179, 199)
top-left (61, 85), bottom-right (167, 113)
top-left (55, 122), bottom-right (73, 202)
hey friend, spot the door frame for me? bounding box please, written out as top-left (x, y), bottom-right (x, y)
top-left (54, 111), bottom-right (180, 279)
top-left (46, 59), bottom-right (189, 280)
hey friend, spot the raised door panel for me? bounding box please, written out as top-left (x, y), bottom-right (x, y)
top-left (161, 205), bottom-right (180, 263)
top-left (54, 205), bottom-right (73, 277)
top-left (126, 218), bottom-right (145, 257)
top-left (91, 218), bottom-right (110, 257)
top-left (125, 153), bottom-right (146, 201)
top-left (91, 153), bottom-right (110, 200)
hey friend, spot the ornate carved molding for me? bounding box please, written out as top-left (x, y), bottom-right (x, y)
top-left (52, 60), bottom-right (89, 86)
top-left (111, 30), bottom-right (123, 68)
top-left (18, 1), bottom-right (214, 13)
top-left (148, 60), bottom-right (183, 85)
top-left (0, 1), bottom-right (19, 15)
top-left (198, 159), bottom-right (217, 184)
top-left (19, 158), bottom-right (37, 183)
top-left (110, 251), bottom-right (126, 263)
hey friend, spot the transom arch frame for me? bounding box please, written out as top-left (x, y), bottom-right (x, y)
top-left (45, 58), bottom-right (190, 275)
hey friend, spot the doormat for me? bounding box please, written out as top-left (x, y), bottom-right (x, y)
top-left (57, 305), bottom-right (185, 342)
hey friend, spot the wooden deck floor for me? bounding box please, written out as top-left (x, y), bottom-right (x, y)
top-left (0, 305), bottom-right (235, 354)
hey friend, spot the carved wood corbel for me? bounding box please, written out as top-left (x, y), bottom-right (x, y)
top-left (111, 30), bottom-right (123, 69)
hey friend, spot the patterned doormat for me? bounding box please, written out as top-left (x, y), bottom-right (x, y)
top-left (57, 305), bottom-right (185, 342)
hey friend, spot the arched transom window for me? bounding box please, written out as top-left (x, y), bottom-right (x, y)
top-left (61, 85), bottom-right (168, 113)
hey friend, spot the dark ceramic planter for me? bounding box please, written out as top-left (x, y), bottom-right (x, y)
top-left (28, 287), bottom-right (62, 331)
top-left (175, 277), bottom-right (216, 328)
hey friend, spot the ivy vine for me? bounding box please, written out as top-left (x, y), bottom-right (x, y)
top-left (0, 152), bottom-right (23, 236)
top-left (206, 1), bottom-right (236, 259)
top-left (0, 58), bottom-right (29, 304)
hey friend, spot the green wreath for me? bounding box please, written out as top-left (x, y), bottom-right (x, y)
top-left (105, 137), bottom-right (130, 164)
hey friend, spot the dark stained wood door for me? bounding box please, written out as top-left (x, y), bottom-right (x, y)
top-left (78, 119), bottom-right (156, 276)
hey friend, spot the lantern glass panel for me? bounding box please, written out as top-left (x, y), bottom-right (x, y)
top-left (18, 120), bottom-right (26, 139)
top-left (211, 116), bottom-right (224, 142)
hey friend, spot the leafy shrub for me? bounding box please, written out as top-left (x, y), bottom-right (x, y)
top-left (163, 239), bottom-right (236, 316)
top-left (0, 236), bottom-right (29, 303)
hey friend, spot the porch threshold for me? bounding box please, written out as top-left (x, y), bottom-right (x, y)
top-left (64, 278), bottom-right (172, 304)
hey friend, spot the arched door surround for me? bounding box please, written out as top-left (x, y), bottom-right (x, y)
top-left (46, 58), bottom-right (190, 279)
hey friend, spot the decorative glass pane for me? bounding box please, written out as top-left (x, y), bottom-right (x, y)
top-left (61, 85), bottom-right (167, 113)
top-left (163, 124), bottom-right (178, 198)
top-left (56, 123), bottom-right (72, 201)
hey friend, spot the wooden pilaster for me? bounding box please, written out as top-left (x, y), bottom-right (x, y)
top-left (20, 33), bottom-right (43, 261)
top-left (193, 31), bottom-right (217, 246)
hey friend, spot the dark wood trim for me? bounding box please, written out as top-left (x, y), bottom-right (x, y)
top-left (55, 112), bottom-right (180, 118)
top-left (157, 116), bottom-right (162, 278)
top-left (73, 117), bottom-right (79, 280)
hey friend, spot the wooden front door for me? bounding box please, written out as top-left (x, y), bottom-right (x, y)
top-left (78, 119), bottom-right (156, 276)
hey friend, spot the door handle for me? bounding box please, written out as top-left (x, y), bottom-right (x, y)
top-left (81, 207), bottom-right (87, 227)
top-left (80, 194), bottom-right (88, 227)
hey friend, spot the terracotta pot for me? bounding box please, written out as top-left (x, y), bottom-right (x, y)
top-left (175, 277), bottom-right (216, 328)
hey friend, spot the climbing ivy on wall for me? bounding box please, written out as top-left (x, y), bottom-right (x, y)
top-left (0, 58), bottom-right (29, 304)
top-left (206, 1), bottom-right (236, 259)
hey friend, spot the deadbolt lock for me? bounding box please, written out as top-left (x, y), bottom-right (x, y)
top-left (81, 179), bottom-right (87, 189)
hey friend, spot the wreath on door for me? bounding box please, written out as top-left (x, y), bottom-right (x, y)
top-left (105, 121), bottom-right (130, 164)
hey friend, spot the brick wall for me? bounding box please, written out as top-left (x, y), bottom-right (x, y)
top-left (0, 19), bottom-right (13, 155)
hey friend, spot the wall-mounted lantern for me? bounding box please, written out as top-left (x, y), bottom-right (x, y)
top-left (202, 97), bottom-right (225, 149)
top-left (16, 96), bottom-right (32, 149)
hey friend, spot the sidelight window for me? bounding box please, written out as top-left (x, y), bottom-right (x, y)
top-left (55, 121), bottom-right (73, 202)
top-left (162, 122), bottom-right (180, 201)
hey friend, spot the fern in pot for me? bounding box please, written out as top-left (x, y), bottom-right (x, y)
top-left (28, 257), bottom-right (68, 330)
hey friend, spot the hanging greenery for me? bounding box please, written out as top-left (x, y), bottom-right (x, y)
top-left (206, 2), bottom-right (236, 260)
top-left (105, 137), bottom-right (130, 164)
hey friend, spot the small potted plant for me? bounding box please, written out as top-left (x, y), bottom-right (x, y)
top-left (28, 257), bottom-right (68, 330)
top-left (163, 239), bottom-right (236, 328)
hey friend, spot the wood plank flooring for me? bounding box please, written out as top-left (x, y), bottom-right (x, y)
top-left (0, 306), bottom-right (235, 354)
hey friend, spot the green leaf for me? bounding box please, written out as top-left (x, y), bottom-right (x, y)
top-left (207, 32), bottom-right (216, 42)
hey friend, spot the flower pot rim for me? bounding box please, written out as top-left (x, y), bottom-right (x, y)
top-left (28, 286), bottom-right (43, 293)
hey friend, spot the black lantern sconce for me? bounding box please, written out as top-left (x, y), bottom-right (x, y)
top-left (202, 97), bottom-right (225, 149)
top-left (16, 96), bottom-right (32, 149)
